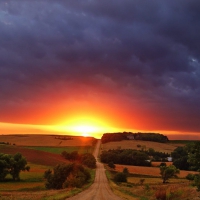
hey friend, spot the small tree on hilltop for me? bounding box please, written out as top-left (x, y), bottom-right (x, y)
top-left (108, 161), bottom-right (115, 169)
top-left (123, 167), bottom-right (129, 176)
top-left (160, 165), bottom-right (179, 183)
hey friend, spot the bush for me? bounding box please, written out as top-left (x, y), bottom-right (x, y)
top-left (81, 153), bottom-right (96, 168)
top-left (123, 167), bottom-right (129, 175)
top-left (186, 173), bottom-right (195, 180)
top-left (194, 174), bottom-right (200, 191)
top-left (108, 162), bottom-right (115, 169)
top-left (44, 163), bottom-right (91, 189)
top-left (114, 172), bottom-right (127, 183)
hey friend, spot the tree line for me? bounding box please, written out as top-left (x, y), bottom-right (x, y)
top-left (101, 132), bottom-right (169, 144)
top-left (61, 151), bottom-right (96, 168)
top-left (100, 148), bottom-right (170, 166)
top-left (100, 149), bottom-right (151, 166)
top-left (172, 141), bottom-right (200, 171)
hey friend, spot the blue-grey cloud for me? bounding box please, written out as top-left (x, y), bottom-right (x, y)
top-left (0, 0), bottom-right (200, 132)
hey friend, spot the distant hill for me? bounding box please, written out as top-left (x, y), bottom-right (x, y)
top-left (101, 132), bottom-right (169, 144)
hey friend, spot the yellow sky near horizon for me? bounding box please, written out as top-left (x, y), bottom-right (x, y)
top-left (1, 121), bottom-right (200, 140)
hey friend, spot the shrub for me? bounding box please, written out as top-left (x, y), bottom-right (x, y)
top-left (139, 178), bottom-right (145, 185)
top-left (81, 153), bottom-right (96, 168)
top-left (108, 161), bottom-right (115, 169)
top-left (155, 188), bottom-right (166, 200)
top-left (160, 162), bottom-right (167, 167)
top-left (123, 167), bottom-right (129, 175)
top-left (186, 173), bottom-right (195, 180)
top-left (194, 173), bottom-right (200, 191)
top-left (114, 172), bottom-right (127, 183)
top-left (166, 186), bottom-right (183, 200)
top-left (44, 163), bottom-right (91, 189)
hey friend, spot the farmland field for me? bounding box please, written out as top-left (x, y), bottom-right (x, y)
top-left (0, 134), bottom-right (95, 146)
top-left (0, 145), bottom-right (69, 166)
top-left (106, 166), bottom-right (200, 200)
top-left (0, 134), bottom-right (97, 200)
top-left (0, 163), bottom-right (48, 191)
top-left (28, 146), bottom-right (94, 154)
top-left (101, 140), bottom-right (185, 153)
top-left (115, 164), bottom-right (199, 178)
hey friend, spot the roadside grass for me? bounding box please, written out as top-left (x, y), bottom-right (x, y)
top-left (27, 146), bottom-right (94, 154)
top-left (104, 165), bottom-right (198, 200)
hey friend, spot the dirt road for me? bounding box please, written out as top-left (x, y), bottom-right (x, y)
top-left (68, 140), bottom-right (123, 200)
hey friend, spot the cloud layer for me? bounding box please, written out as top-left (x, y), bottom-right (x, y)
top-left (0, 0), bottom-right (200, 133)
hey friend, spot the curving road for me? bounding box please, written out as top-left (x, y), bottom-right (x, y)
top-left (68, 140), bottom-right (123, 200)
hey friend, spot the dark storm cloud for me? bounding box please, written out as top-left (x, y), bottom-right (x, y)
top-left (0, 0), bottom-right (200, 131)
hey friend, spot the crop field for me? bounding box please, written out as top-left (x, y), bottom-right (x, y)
top-left (101, 140), bottom-right (185, 153)
top-left (0, 163), bottom-right (48, 191)
top-left (28, 146), bottom-right (94, 154)
top-left (0, 135), bottom-right (97, 199)
top-left (106, 168), bottom-right (200, 200)
top-left (0, 168), bottom-right (95, 200)
top-left (0, 134), bottom-right (95, 146)
top-left (115, 164), bottom-right (199, 178)
top-left (0, 145), bottom-right (69, 166)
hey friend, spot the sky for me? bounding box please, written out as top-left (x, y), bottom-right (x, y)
top-left (0, 0), bottom-right (200, 139)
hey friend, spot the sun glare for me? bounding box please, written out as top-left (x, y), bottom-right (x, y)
top-left (56, 115), bottom-right (116, 138)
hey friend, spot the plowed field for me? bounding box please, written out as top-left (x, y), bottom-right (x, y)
top-left (0, 145), bottom-right (68, 166)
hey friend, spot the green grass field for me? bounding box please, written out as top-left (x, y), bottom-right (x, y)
top-left (0, 163), bottom-right (49, 191)
top-left (27, 146), bottom-right (94, 154)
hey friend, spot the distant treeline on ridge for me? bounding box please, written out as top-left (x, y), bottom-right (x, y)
top-left (101, 132), bottom-right (169, 144)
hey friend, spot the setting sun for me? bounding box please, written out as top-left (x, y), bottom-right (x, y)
top-left (55, 115), bottom-right (119, 138)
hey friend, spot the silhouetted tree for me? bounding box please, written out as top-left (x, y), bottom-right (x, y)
top-left (0, 153), bottom-right (30, 181)
top-left (160, 165), bottom-right (179, 183)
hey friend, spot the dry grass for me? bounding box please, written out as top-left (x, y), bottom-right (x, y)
top-left (106, 168), bottom-right (200, 200)
top-left (101, 140), bottom-right (184, 153)
top-left (0, 134), bottom-right (94, 146)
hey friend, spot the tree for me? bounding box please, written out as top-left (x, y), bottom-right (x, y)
top-left (10, 153), bottom-right (30, 181)
top-left (44, 163), bottom-right (91, 189)
top-left (108, 161), bottom-right (115, 169)
top-left (172, 146), bottom-right (189, 170)
top-left (0, 153), bottom-right (30, 181)
top-left (160, 165), bottom-right (179, 183)
top-left (123, 167), bottom-right (129, 175)
top-left (81, 153), bottom-right (96, 168)
top-left (187, 142), bottom-right (200, 171)
top-left (0, 154), bottom-right (10, 181)
top-left (114, 172), bottom-right (127, 182)
top-left (194, 173), bottom-right (200, 191)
